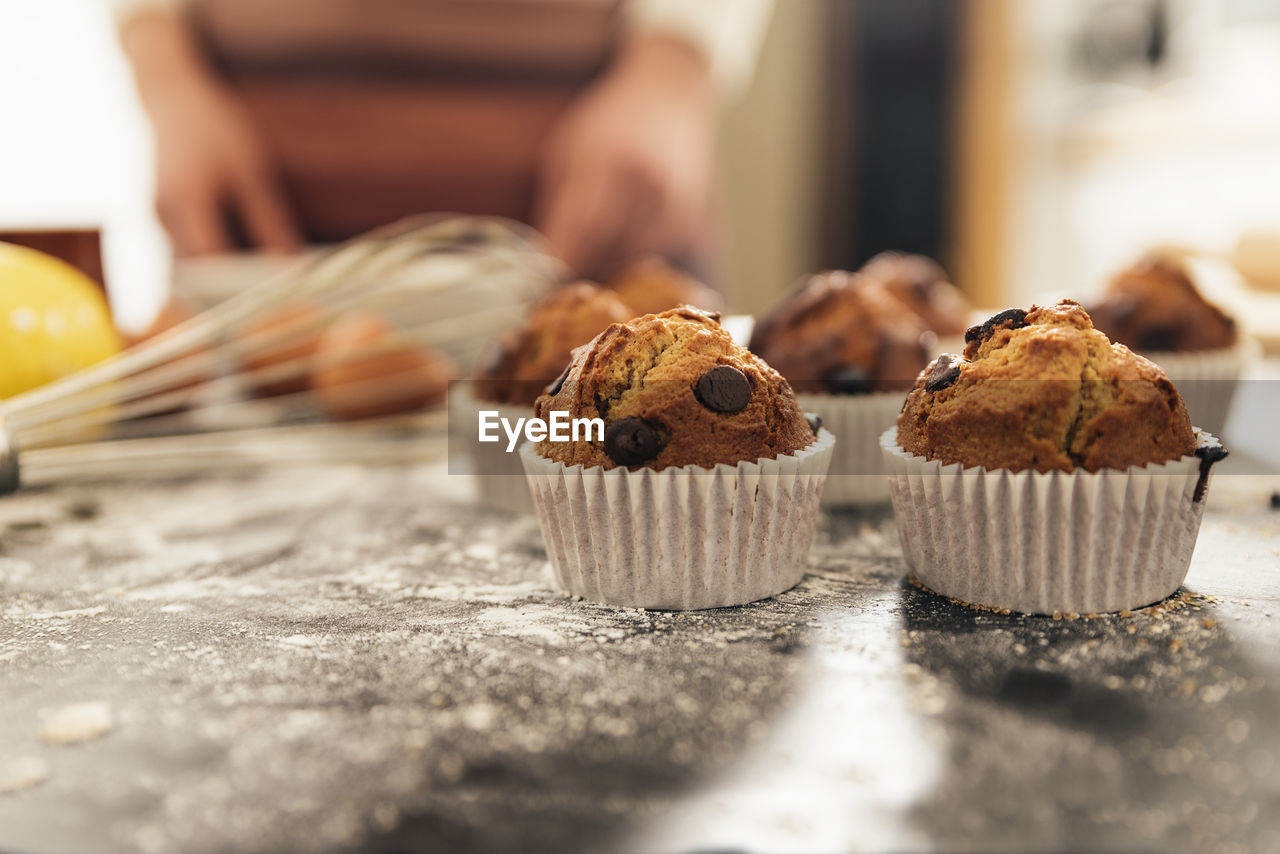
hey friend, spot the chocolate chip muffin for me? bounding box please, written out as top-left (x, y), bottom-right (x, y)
top-left (898, 300), bottom-right (1195, 473)
top-left (607, 257), bottom-right (723, 316)
top-left (859, 251), bottom-right (969, 336)
top-left (1088, 254), bottom-right (1237, 352)
top-left (474, 282), bottom-right (634, 406)
top-left (534, 307), bottom-right (814, 470)
top-left (749, 270), bottom-right (932, 394)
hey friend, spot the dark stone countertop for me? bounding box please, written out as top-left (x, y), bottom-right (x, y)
top-left (1, 386), bottom-right (1278, 854)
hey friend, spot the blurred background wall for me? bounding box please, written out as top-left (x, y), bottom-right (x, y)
top-left (719, 0), bottom-right (962, 314)
top-left (715, 0), bottom-right (830, 314)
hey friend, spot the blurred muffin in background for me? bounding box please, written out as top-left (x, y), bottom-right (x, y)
top-left (1088, 253), bottom-right (1250, 439)
top-left (1088, 254), bottom-right (1237, 352)
top-left (607, 257), bottom-right (722, 316)
top-left (474, 282), bottom-right (634, 407)
top-left (749, 270), bottom-right (930, 395)
top-left (750, 270), bottom-right (932, 506)
top-left (859, 251), bottom-right (969, 337)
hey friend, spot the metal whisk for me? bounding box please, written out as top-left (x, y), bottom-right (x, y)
top-left (0, 215), bottom-right (562, 493)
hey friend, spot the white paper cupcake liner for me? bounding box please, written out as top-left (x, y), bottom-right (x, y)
top-left (1141, 338), bottom-right (1258, 439)
top-left (797, 392), bottom-right (905, 506)
top-left (520, 430), bottom-right (836, 610)
top-left (450, 386), bottom-right (535, 514)
top-left (880, 428), bottom-right (1223, 615)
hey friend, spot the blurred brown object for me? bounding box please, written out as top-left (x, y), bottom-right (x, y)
top-left (952, 0), bottom-right (1014, 309)
top-left (474, 282), bottom-right (633, 407)
top-left (608, 257), bottom-right (722, 316)
top-left (858, 251), bottom-right (969, 337)
top-left (310, 312), bottom-right (453, 420)
top-left (749, 270), bottom-right (931, 394)
top-left (1089, 254), bottom-right (1237, 353)
top-left (0, 228), bottom-right (105, 291)
top-left (239, 302), bottom-right (326, 396)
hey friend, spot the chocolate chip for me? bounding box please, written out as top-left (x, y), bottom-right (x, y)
top-left (604, 417), bottom-right (665, 466)
top-left (805, 412), bottom-right (823, 435)
top-left (695, 365), bottom-right (752, 413)
top-left (924, 354), bottom-right (962, 392)
top-left (965, 307), bottom-right (1029, 345)
top-left (1137, 326), bottom-right (1179, 352)
top-left (1193, 443), bottom-right (1229, 503)
top-left (546, 363), bottom-right (571, 397)
top-left (1271, 491), bottom-right (1280, 510)
top-left (826, 365), bottom-right (872, 395)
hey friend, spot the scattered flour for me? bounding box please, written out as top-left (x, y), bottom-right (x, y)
top-left (38, 701), bottom-right (115, 745)
top-left (0, 756), bottom-right (50, 794)
top-left (472, 604), bottom-right (586, 645)
top-left (24, 605), bottom-right (107, 621)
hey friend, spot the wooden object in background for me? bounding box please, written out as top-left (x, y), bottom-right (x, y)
top-left (952, 0), bottom-right (1013, 308)
top-left (0, 228), bottom-right (106, 293)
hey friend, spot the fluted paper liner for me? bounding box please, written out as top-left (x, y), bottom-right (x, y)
top-left (797, 392), bottom-right (904, 506)
top-left (451, 386), bottom-right (534, 514)
top-left (881, 428), bottom-right (1222, 615)
top-left (520, 430), bottom-right (835, 610)
top-left (1142, 338), bottom-right (1258, 439)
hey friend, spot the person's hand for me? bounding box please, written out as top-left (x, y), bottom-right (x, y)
top-left (150, 82), bottom-right (300, 256)
top-left (535, 35), bottom-right (715, 280)
top-left (121, 11), bottom-right (300, 257)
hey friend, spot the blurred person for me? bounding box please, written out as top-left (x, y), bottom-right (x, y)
top-left (114, 0), bottom-right (773, 281)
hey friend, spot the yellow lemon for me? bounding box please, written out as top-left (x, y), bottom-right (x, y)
top-left (0, 242), bottom-right (122, 400)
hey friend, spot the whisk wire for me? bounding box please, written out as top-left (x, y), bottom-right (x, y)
top-left (0, 216), bottom-right (561, 484)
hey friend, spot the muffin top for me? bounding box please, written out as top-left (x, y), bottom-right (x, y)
top-left (749, 270), bottom-right (931, 395)
top-left (1088, 254), bottom-right (1237, 352)
top-left (475, 282), bottom-right (633, 406)
top-left (859, 251), bottom-right (969, 336)
top-left (607, 257), bottom-right (723, 316)
top-left (897, 300), bottom-right (1195, 473)
top-left (534, 307), bottom-right (815, 470)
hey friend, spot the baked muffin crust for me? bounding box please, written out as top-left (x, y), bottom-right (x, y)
top-left (897, 300), bottom-right (1195, 472)
top-left (535, 307), bottom-right (814, 470)
top-left (749, 270), bottom-right (931, 394)
top-left (608, 257), bottom-right (723, 316)
top-left (474, 282), bottom-right (633, 406)
top-left (859, 251), bottom-right (969, 336)
top-left (1088, 254), bottom-right (1237, 352)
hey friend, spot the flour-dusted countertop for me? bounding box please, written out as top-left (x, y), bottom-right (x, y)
top-left (1, 409), bottom-right (1279, 853)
